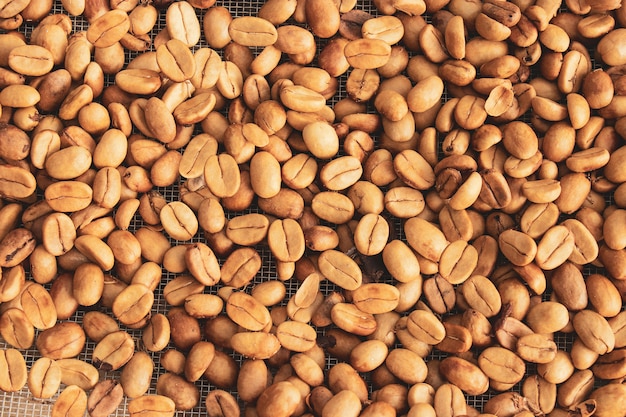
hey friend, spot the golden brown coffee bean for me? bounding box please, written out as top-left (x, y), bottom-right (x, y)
top-left (439, 356), bottom-right (489, 395)
top-left (433, 383), bottom-right (467, 417)
top-left (317, 249), bottom-right (362, 291)
top-left (156, 38), bottom-right (195, 82)
top-left (550, 261), bottom-right (588, 311)
top-left (0, 349), bottom-right (26, 393)
top-left (87, 379), bottom-right (124, 417)
top-left (118, 351), bottom-right (153, 399)
top-left (86, 9), bottom-right (130, 48)
top-left (56, 358), bottom-right (99, 391)
top-left (557, 369), bottom-right (594, 409)
top-left (36, 321), bottom-right (85, 360)
top-left (45, 181), bottom-right (93, 213)
top-left (112, 283), bottom-right (154, 326)
top-left (256, 381), bottom-right (302, 417)
top-left (28, 357), bottom-right (61, 399)
top-left (142, 313), bottom-right (170, 352)
top-left (351, 283), bottom-right (400, 315)
top-left (394, 149), bottom-right (436, 190)
top-left (228, 16), bottom-right (278, 46)
top-left (52, 385), bottom-right (88, 417)
top-left (92, 330), bottom-right (134, 371)
top-left (406, 309), bottom-right (445, 345)
top-left (0, 308), bottom-right (34, 350)
top-left (205, 390), bottom-right (240, 417)
top-left (160, 201), bottom-right (198, 241)
top-left (478, 346), bottom-right (526, 387)
top-left (405, 217), bottom-right (448, 262)
top-left (434, 320), bottom-right (471, 354)
top-left (516, 333), bottom-right (558, 364)
top-left (439, 240), bottom-right (478, 284)
top-left (203, 153), bottom-right (241, 198)
top-left (226, 291), bottom-right (271, 332)
top-left (230, 331), bottom-right (281, 359)
top-left (0, 164), bottom-right (37, 200)
top-left (162, 275), bottom-right (204, 307)
top-left (331, 302), bottom-right (377, 336)
top-left (526, 301), bottom-right (570, 334)
top-left (573, 310), bottom-right (615, 355)
top-left (128, 395), bottom-right (175, 417)
top-left (276, 320), bottom-right (317, 352)
top-left (82, 311), bottom-right (119, 343)
top-left (535, 225), bottom-right (574, 270)
top-left (8, 44), bottom-right (55, 76)
top-left (344, 38), bottom-right (392, 69)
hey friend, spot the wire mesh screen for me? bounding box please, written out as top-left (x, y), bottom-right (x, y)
top-left (0, 0), bottom-right (623, 416)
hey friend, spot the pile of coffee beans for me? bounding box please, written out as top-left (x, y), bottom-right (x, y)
top-left (0, 0), bottom-right (626, 416)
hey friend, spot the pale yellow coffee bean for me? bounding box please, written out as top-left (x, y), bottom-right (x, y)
top-left (166, 0), bottom-right (201, 47)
